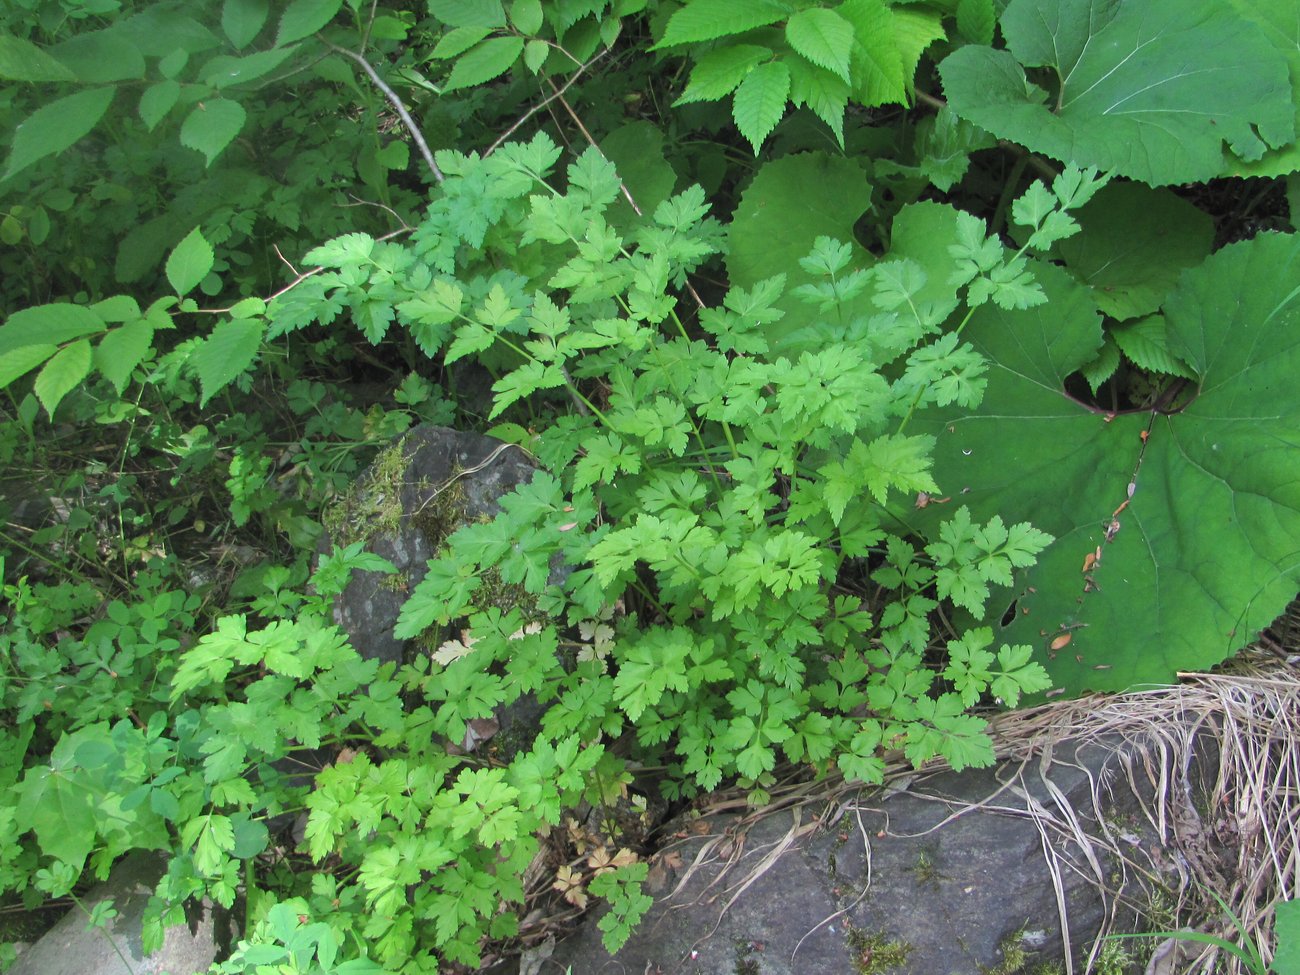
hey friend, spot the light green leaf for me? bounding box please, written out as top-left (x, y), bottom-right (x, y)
top-left (139, 80), bottom-right (181, 131)
top-left (95, 321), bottom-right (155, 394)
top-left (443, 36), bottom-right (524, 91)
top-left (34, 339), bottom-right (92, 417)
top-left (0, 344), bottom-right (57, 388)
top-left (303, 232), bottom-right (374, 266)
top-left (907, 238), bottom-right (1300, 695)
top-left (786, 57), bottom-right (849, 145)
top-left (731, 60), bottom-right (790, 154)
top-left (510, 0), bottom-right (543, 34)
top-left (786, 9), bottom-right (854, 83)
top-left (654, 0), bottom-right (787, 48)
top-left (166, 227), bottom-right (215, 296)
top-left (1080, 335), bottom-right (1121, 393)
top-left (675, 44), bottom-right (770, 105)
top-left (888, 6), bottom-right (946, 87)
top-left (1110, 315), bottom-right (1195, 377)
top-left (0, 303), bottom-right (105, 356)
top-left (0, 33), bottom-right (76, 81)
top-left (276, 0), bottom-right (343, 46)
top-left (1057, 183), bottom-right (1215, 320)
top-left (840, 0), bottom-right (906, 106)
top-left (940, 0), bottom-right (1295, 185)
top-left (222, 0), bottom-right (269, 49)
top-left (523, 38), bottom-right (548, 73)
top-left (4, 87), bottom-right (115, 182)
top-left (193, 319), bottom-right (265, 406)
top-left (430, 26), bottom-right (493, 60)
top-left (179, 99), bottom-right (247, 166)
top-left (428, 0), bottom-right (506, 28)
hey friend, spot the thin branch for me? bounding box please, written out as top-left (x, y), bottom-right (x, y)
top-left (484, 50), bottom-right (607, 157)
top-left (320, 39), bottom-right (444, 183)
top-left (198, 228), bottom-right (410, 314)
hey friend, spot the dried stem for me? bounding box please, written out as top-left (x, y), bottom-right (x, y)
top-left (320, 39), bottom-right (444, 184)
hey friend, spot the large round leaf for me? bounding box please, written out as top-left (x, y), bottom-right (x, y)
top-left (906, 235), bottom-right (1300, 695)
top-left (938, 0), bottom-right (1295, 185)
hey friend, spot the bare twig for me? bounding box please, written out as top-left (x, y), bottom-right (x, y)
top-left (320, 38), bottom-right (444, 183)
top-left (485, 50), bottom-right (608, 157)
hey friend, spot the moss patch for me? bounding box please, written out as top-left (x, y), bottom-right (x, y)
top-left (845, 927), bottom-right (913, 975)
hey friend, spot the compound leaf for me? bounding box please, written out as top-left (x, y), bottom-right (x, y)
top-left (907, 237), bottom-right (1300, 695)
top-left (939, 0), bottom-right (1295, 185)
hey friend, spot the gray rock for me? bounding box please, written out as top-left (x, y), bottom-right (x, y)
top-left (543, 736), bottom-right (1177, 975)
top-left (10, 852), bottom-right (222, 975)
top-left (320, 424), bottom-right (540, 666)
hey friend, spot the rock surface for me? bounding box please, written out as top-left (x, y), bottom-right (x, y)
top-left (539, 736), bottom-right (1173, 975)
top-left (10, 852), bottom-right (222, 975)
top-left (321, 424), bottom-right (539, 666)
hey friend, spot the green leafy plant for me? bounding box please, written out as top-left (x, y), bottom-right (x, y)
top-left (2, 1), bottom-right (1298, 970)
top-left (1108, 894), bottom-right (1300, 975)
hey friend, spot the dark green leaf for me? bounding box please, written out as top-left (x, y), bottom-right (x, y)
top-left (940, 0), bottom-right (1295, 184)
top-left (908, 238), bottom-right (1300, 694)
top-left (1056, 183), bottom-right (1215, 320)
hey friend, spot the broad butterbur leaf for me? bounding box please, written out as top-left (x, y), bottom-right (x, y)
top-left (939, 0), bottom-right (1295, 185)
top-left (1056, 182), bottom-right (1215, 320)
top-left (908, 238), bottom-right (1300, 694)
